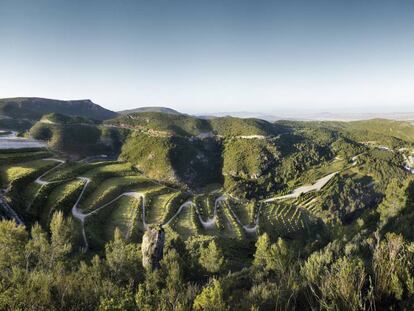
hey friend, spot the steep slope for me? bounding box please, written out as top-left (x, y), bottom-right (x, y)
top-left (108, 112), bottom-right (290, 190)
top-left (110, 112), bottom-right (344, 195)
top-left (119, 131), bottom-right (222, 188)
top-left (0, 97), bottom-right (117, 121)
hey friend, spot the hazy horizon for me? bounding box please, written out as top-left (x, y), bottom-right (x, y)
top-left (1, 0), bottom-right (414, 114)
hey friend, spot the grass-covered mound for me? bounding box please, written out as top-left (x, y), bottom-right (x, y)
top-left (29, 114), bottom-right (124, 157)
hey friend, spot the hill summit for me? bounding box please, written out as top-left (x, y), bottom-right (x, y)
top-left (118, 106), bottom-right (181, 115)
top-left (0, 97), bottom-right (118, 121)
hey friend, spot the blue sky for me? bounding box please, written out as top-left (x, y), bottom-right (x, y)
top-left (1, 0), bottom-right (414, 113)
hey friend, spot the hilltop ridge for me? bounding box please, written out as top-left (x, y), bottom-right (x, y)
top-left (118, 106), bottom-right (181, 115)
top-left (0, 97), bottom-right (118, 121)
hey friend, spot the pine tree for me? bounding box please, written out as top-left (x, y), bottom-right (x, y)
top-left (199, 240), bottom-right (225, 273)
top-left (253, 233), bottom-right (271, 268)
top-left (193, 279), bottom-right (228, 311)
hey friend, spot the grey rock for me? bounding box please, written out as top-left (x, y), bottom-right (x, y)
top-left (142, 226), bottom-right (165, 270)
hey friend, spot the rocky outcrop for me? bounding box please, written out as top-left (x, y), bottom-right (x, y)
top-left (142, 226), bottom-right (165, 270)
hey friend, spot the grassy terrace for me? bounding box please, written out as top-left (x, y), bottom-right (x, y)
top-left (0, 153), bottom-right (206, 247)
top-left (259, 201), bottom-right (316, 239)
top-left (0, 158), bottom-right (56, 187)
top-left (0, 149), bottom-right (51, 165)
top-left (79, 176), bottom-right (153, 212)
top-left (145, 190), bottom-right (179, 224)
top-left (85, 195), bottom-right (143, 249)
top-left (41, 179), bottom-right (85, 225)
top-left (166, 196), bottom-right (198, 239)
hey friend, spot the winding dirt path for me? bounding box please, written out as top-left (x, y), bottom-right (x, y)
top-left (34, 162), bottom-right (211, 250)
top-left (31, 154), bottom-right (356, 248)
top-left (193, 195), bottom-right (259, 233)
top-left (262, 172), bottom-right (338, 202)
top-left (34, 159), bottom-right (66, 185)
top-left (34, 159), bottom-right (339, 242)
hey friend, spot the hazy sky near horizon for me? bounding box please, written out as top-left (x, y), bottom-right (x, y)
top-left (1, 0), bottom-right (414, 114)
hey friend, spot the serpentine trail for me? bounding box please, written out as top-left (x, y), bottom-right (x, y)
top-left (35, 160), bottom-right (199, 250)
top-left (33, 157), bottom-right (343, 250)
top-left (35, 159), bottom-right (257, 248)
top-left (0, 152), bottom-right (344, 247)
top-left (34, 159), bottom-right (66, 185)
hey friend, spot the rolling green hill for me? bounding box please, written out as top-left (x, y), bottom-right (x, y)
top-left (279, 118), bottom-right (414, 147)
top-left (29, 113), bottom-right (124, 157)
top-left (105, 112), bottom-right (289, 137)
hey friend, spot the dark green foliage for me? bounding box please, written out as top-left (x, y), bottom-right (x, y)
top-left (381, 179), bottom-right (414, 240)
top-left (1, 174), bottom-right (414, 310)
top-left (107, 111), bottom-right (211, 137)
top-left (120, 131), bottom-right (222, 188)
top-left (119, 131), bottom-right (176, 182)
top-left (30, 121), bottom-right (116, 157)
top-left (0, 117), bottom-right (33, 131)
top-left (330, 137), bottom-right (366, 159)
top-left (106, 112), bottom-right (289, 137)
top-left (319, 174), bottom-right (381, 223)
top-left (358, 149), bottom-right (407, 189)
top-left (210, 116), bottom-right (287, 137)
top-left (222, 138), bottom-right (278, 180)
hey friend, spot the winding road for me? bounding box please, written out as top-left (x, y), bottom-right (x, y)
top-left (34, 162), bottom-right (197, 250)
top-left (2, 154), bottom-right (345, 249)
top-left (262, 171), bottom-right (338, 202)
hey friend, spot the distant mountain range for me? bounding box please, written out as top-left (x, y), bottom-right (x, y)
top-left (0, 97), bottom-right (117, 121)
top-left (2, 97), bottom-right (414, 123)
top-left (200, 111), bottom-right (414, 121)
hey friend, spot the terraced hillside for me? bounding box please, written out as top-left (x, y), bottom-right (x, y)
top-left (4, 115), bottom-right (414, 311)
top-left (2, 110), bottom-right (414, 257)
top-left (0, 148), bottom-right (331, 251)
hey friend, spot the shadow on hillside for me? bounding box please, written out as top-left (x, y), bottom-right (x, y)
top-left (169, 136), bottom-right (224, 190)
